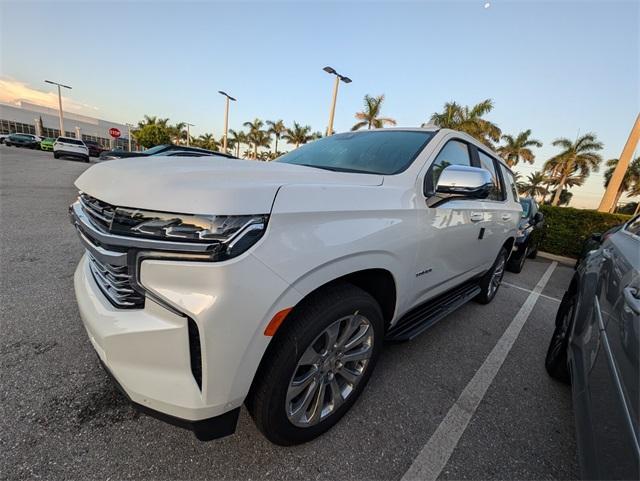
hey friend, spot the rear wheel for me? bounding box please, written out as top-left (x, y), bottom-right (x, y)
top-left (475, 247), bottom-right (508, 304)
top-left (545, 292), bottom-right (575, 384)
top-left (247, 283), bottom-right (384, 445)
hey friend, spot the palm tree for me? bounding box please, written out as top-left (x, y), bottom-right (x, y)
top-left (603, 156), bottom-right (640, 211)
top-left (544, 133), bottom-right (603, 206)
top-left (283, 122), bottom-right (314, 148)
top-left (243, 118), bottom-right (267, 159)
top-left (427, 99), bottom-right (501, 147)
top-left (196, 133), bottom-right (218, 151)
top-left (352, 94), bottom-right (396, 131)
top-left (519, 171), bottom-right (549, 200)
top-left (497, 130), bottom-right (542, 167)
top-left (228, 129), bottom-right (247, 158)
top-left (137, 115), bottom-right (169, 129)
top-left (266, 120), bottom-right (287, 155)
top-left (168, 122), bottom-right (187, 144)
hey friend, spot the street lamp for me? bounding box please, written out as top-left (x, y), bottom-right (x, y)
top-left (125, 123), bottom-right (134, 152)
top-left (323, 66), bottom-right (351, 136)
top-left (185, 122), bottom-right (195, 146)
top-left (218, 90), bottom-right (236, 152)
top-left (44, 79), bottom-right (72, 137)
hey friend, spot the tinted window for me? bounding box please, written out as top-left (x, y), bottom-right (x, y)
top-left (276, 131), bottom-right (434, 175)
top-left (143, 144), bottom-right (171, 155)
top-left (625, 216), bottom-right (640, 236)
top-left (519, 199), bottom-right (531, 218)
top-left (57, 137), bottom-right (84, 145)
top-left (428, 140), bottom-right (472, 192)
top-left (499, 164), bottom-right (519, 201)
top-left (478, 151), bottom-right (504, 201)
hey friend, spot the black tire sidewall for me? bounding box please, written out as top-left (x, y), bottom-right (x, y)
top-left (476, 247), bottom-right (508, 304)
top-left (249, 284), bottom-right (384, 445)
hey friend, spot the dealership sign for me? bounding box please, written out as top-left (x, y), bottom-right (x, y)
top-left (109, 127), bottom-right (121, 138)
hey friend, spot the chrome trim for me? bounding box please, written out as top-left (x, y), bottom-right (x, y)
top-left (70, 201), bottom-right (216, 253)
top-left (76, 228), bottom-right (127, 266)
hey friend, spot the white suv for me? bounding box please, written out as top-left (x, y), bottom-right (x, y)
top-left (69, 128), bottom-right (520, 445)
top-left (54, 136), bottom-right (89, 162)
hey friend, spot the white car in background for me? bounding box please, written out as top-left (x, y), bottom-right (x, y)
top-left (69, 128), bottom-right (521, 445)
top-left (54, 136), bottom-right (89, 162)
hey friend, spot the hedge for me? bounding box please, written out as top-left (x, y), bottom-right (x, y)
top-left (538, 205), bottom-right (631, 258)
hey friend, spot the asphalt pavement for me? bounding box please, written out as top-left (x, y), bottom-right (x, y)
top-left (0, 145), bottom-right (579, 480)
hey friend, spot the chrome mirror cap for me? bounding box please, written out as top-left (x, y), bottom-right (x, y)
top-left (436, 165), bottom-right (492, 197)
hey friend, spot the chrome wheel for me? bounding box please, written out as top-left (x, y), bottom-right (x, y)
top-left (488, 255), bottom-right (505, 297)
top-left (285, 312), bottom-right (374, 427)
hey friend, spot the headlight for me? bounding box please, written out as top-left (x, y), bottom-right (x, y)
top-left (110, 207), bottom-right (269, 260)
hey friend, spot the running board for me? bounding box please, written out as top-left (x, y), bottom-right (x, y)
top-left (386, 281), bottom-right (481, 341)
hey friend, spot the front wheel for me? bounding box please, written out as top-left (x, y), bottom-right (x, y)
top-left (507, 246), bottom-right (527, 273)
top-left (475, 247), bottom-right (508, 304)
top-left (545, 292), bottom-right (575, 384)
top-left (247, 283), bottom-right (384, 445)
top-left (53, 152), bottom-right (60, 159)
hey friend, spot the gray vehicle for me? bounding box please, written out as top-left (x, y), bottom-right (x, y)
top-left (546, 215), bottom-right (640, 479)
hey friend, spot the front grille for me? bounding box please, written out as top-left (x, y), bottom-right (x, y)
top-left (80, 193), bottom-right (115, 231)
top-left (87, 253), bottom-right (144, 308)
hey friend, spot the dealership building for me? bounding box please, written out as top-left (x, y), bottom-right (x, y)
top-left (0, 101), bottom-right (135, 150)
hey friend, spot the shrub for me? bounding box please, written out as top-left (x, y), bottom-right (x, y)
top-left (539, 205), bottom-right (631, 258)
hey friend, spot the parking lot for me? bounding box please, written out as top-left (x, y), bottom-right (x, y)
top-left (1, 145), bottom-right (579, 480)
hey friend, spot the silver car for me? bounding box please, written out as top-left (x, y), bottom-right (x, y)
top-left (546, 215), bottom-right (640, 479)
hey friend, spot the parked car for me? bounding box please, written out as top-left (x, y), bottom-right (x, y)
top-left (69, 128), bottom-right (520, 445)
top-left (546, 215), bottom-right (639, 479)
top-left (40, 137), bottom-right (55, 151)
top-left (83, 139), bottom-right (107, 157)
top-left (99, 143), bottom-right (235, 160)
top-left (54, 136), bottom-right (89, 162)
top-left (4, 133), bottom-right (41, 148)
top-left (506, 197), bottom-right (545, 273)
top-left (575, 223), bottom-right (625, 269)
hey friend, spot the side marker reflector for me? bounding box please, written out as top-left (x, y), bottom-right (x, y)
top-left (264, 307), bottom-right (292, 336)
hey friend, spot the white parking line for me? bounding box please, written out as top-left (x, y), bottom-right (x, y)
top-left (503, 281), bottom-right (561, 303)
top-left (401, 262), bottom-right (558, 481)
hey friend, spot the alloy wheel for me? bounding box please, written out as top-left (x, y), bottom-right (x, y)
top-left (285, 312), bottom-right (374, 427)
top-left (489, 255), bottom-right (506, 297)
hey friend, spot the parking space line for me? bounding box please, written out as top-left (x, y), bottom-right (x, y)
top-left (401, 262), bottom-right (558, 481)
top-left (503, 281), bottom-right (561, 303)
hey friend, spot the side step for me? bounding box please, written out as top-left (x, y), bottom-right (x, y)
top-left (386, 281), bottom-right (481, 341)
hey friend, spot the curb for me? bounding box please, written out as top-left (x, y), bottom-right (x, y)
top-left (538, 251), bottom-right (576, 267)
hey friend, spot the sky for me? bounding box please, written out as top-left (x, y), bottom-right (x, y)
top-left (1, 0), bottom-right (638, 208)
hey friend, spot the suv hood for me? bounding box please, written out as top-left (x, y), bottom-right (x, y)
top-left (75, 156), bottom-right (383, 215)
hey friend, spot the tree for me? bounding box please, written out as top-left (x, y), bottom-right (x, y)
top-left (497, 130), bottom-right (542, 167)
top-left (603, 156), bottom-right (640, 210)
top-left (194, 133), bottom-right (219, 151)
top-left (352, 94), bottom-right (396, 130)
top-left (243, 118), bottom-right (267, 159)
top-left (229, 129), bottom-right (247, 158)
top-left (134, 124), bottom-right (171, 148)
top-left (137, 115), bottom-right (169, 129)
top-left (519, 171), bottom-right (548, 200)
top-left (283, 122), bottom-right (314, 148)
top-left (266, 120), bottom-right (287, 154)
top-left (427, 99), bottom-right (501, 147)
top-left (168, 122), bottom-right (187, 144)
top-left (544, 133), bottom-right (603, 206)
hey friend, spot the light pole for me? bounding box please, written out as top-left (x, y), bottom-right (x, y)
top-left (125, 123), bottom-right (134, 151)
top-left (323, 66), bottom-right (351, 136)
top-left (218, 91), bottom-right (236, 152)
top-left (45, 79), bottom-right (72, 136)
top-left (185, 122), bottom-right (195, 146)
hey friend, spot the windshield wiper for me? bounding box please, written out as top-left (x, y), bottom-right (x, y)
top-left (297, 164), bottom-right (372, 174)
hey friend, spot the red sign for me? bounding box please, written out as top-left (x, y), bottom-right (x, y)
top-left (109, 128), bottom-right (121, 138)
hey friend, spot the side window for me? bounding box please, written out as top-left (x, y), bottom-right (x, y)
top-left (499, 164), bottom-right (519, 202)
top-left (625, 216), bottom-right (640, 236)
top-left (477, 151), bottom-right (504, 201)
top-left (426, 140), bottom-right (472, 195)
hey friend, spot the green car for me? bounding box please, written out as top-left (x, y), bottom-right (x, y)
top-left (40, 137), bottom-right (55, 151)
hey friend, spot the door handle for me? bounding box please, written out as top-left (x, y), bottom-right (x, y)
top-left (501, 214), bottom-right (511, 221)
top-left (623, 287), bottom-right (640, 315)
top-left (470, 212), bottom-right (484, 222)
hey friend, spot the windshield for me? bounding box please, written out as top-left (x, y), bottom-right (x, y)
top-left (275, 131), bottom-right (435, 175)
top-left (520, 199), bottom-right (531, 218)
top-left (142, 144), bottom-right (170, 155)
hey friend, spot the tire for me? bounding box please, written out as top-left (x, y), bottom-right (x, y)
top-left (507, 246), bottom-right (527, 273)
top-left (528, 247), bottom-right (538, 259)
top-left (84, 156), bottom-right (90, 163)
top-left (475, 247), bottom-right (508, 304)
top-left (54, 152), bottom-right (60, 159)
top-left (545, 292), bottom-right (575, 384)
top-left (247, 283), bottom-right (384, 445)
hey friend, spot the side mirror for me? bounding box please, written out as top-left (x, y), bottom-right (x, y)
top-left (533, 212), bottom-right (544, 224)
top-left (428, 165), bottom-right (492, 207)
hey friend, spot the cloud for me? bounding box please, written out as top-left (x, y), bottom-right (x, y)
top-left (0, 77), bottom-right (99, 116)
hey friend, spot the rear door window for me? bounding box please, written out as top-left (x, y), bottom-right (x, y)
top-left (499, 164), bottom-right (519, 201)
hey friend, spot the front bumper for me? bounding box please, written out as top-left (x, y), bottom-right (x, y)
top-left (40, 144), bottom-right (53, 151)
top-left (73, 224), bottom-right (301, 440)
